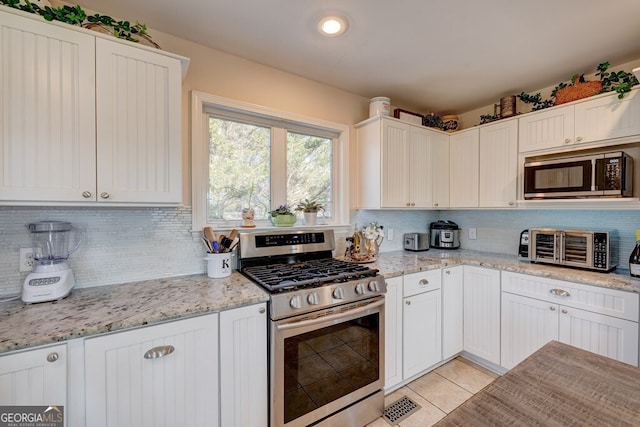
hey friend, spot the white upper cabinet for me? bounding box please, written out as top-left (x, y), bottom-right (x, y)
top-left (95, 38), bottom-right (182, 203)
top-left (0, 9), bottom-right (187, 205)
top-left (479, 118), bottom-right (518, 207)
top-left (356, 116), bottom-right (449, 209)
top-left (0, 11), bottom-right (96, 202)
top-left (519, 89), bottom-right (640, 154)
top-left (449, 128), bottom-right (479, 208)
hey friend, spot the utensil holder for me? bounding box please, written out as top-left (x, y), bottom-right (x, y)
top-left (206, 253), bottom-right (232, 278)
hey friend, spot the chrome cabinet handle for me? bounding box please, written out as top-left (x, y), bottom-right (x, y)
top-left (419, 279), bottom-right (429, 285)
top-left (562, 309), bottom-right (568, 314)
top-left (406, 300), bottom-right (411, 305)
top-left (406, 202), bottom-right (411, 206)
top-left (550, 306), bottom-right (556, 311)
top-left (434, 203), bottom-right (439, 207)
top-left (576, 136), bottom-right (582, 142)
top-left (509, 201), bottom-right (514, 206)
top-left (549, 288), bottom-right (570, 297)
top-left (144, 345), bottom-right (175, 360)
top-left (82, 191), bottom-right (92, 198)
top-left (445, 270), bottom-right (451, 275)
top-left (259, 307), bottom-right (266, 314)
top-left (411, 202), bottom-right (415, 206)
top-left (46, 352), bottom-right (59, 363)
top-left (100, 192), bottom-right (110, 199)
top-left (564, 138), bottom-right (571, 143)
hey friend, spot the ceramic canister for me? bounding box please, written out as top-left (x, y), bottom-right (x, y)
top-left (369, 97), bottom-right (391, 117)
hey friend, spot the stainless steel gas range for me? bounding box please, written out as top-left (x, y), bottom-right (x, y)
top-left (239, 229), bottom-right (386, 427)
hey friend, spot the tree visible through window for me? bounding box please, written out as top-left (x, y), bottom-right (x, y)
top-left (207, 116), bottom-right (334, 224)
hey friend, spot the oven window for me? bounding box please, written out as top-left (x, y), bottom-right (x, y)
top-left (283, 313), bottom-right (380, 423)
top-left (534, 165), bottom-right (584, 189)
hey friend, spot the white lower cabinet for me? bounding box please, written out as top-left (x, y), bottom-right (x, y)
top-left (85, 314), bottom-right (219, 427)
top-left (442, 266), bottom-right (464, 360)
top-left (219, 303), bottom-right (268, 427)
top-left (501, 272), bottom-right (639, 369)
top-left (0, 344), bottom-right (67, 407)
top-left (463, 266), bottom-right (501, 365)
top-left (403, 270), bottom-right (442, 379)
top-left (384, 276), bottom-right (403, 391)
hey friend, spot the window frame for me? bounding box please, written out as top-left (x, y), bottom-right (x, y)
top-left (191, 91), bottom-right (350, 231)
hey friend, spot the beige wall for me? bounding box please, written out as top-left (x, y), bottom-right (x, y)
top-left (147, 30), bottom-right (371, 208)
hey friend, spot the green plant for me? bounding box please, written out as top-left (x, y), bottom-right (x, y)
top-left (518, 92), bottom-right (555, 111)
top-left (422, 113), bottom-right (443, 129)
top-left (0, 0), bottom-right (152, 43)
top-left (596, 62), bottom-right (639, 99)
top-left (270, 204), bottom-right (294, 217)
top-left (295, 199), bottom-right (325, 213)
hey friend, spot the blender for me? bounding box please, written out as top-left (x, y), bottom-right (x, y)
top-left (22, 221), bottom-right (82, 303)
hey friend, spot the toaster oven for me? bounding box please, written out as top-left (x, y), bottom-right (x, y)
top-left (529, 228), bottom-right (615, 272)
top-left (404, 233), bottom-right (430, 251)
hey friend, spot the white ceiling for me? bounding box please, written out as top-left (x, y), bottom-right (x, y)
top-left (74, 0), bottom-right (640, 114)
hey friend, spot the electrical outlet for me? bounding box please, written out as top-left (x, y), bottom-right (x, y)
top-left (19, 248), bottom-right (34, 272)
top-left (469, 227), bottom-right (477, 240)
top-left (387, 228), bottom-right (394, 241)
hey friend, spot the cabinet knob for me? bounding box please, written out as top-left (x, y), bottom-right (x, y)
top-left (259, 307), bottom-right (266, 314)
top-left (411, 202), bottom-right (415, 206)
top-left (405, 300), bottom-right (411, 305)
top-left (445, 270), bottom-right (451, 275)
top-left (576, 136), bottom-right (583, 142)
top-left (509, 201), bottom-right (514, 206)
top-left (564, 138), bottom-right (571, 144)
top-left (46, 352), bottom-right (59, 363)
top-left (100, 192), bottom-right (110, 199)
top-left (419, 279), bottom-right (429, 285)
top-left (82, 191), bottom-right (92, 199)
top-left (406, 202), bottom-right (411, 207)
top-left (434, 203), bottom-right (439, 207)
top-left (549, 306), bottom-right (556, 311)
top-left (561, 309), bottom-right (568, 314)
top-left (144, 345), bottom-right (175, 360)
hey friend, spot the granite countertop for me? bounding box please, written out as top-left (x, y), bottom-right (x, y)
top-left (0, 273), bottom-right (269, 354)
top-left (434, 340), bottom-right (640, 426)
top-left (2, 249), bottom-right (640, 355)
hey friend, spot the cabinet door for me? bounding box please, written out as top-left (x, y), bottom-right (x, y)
top-left (85, 315), bottom-right (218, 427)
top-left (431, 131), bottom-right (450, 208)
top-left (442, 266), bottom-right (464, 360)
top-left (403, 289), bottom-right (442, 379)
top-left (409, 128), bottom-right (433, 207)
top-left (501, 293), bottom-right (558, 370)
top-left (0, 12), bottom-right (96, 202)
top-left (219, 303), bottom-right (268, 427)
top-left (0, 344), bottom-right (66, 407)
top-left (463, 266), bottom-right (500, 365)
top-left (95, 38), bottom-right (182, 204)
top-left (559, 306), bottom-right (639, 367)
top-left (518, 105), bottom-right (574, 153)
top-left (479, 119), bottom-right (518, 207)
top-left (574, 89), bottom-right (640, 144)
top-left (449, 128), bottom-right (479, 208)
top-left (384, 276), bottom-right (403, 391)
top-left (380, 120), bottom-right (410, 207)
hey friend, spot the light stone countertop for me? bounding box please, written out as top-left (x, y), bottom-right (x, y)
top-left (2, 249), bottom-right (640, 355)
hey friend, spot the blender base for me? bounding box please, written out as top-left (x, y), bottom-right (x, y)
top-left (22, 268), bottom-right (75, 303)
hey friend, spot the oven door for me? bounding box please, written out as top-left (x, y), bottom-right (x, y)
top-left (271, 297), bottom-right (384, 427)
top-left (524, 157), bottom-right (595, 198)
top-left (561, 230), bottom-right (593, 269)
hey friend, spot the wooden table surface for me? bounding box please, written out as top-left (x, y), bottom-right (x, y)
top-left (435, 341), bottom-right (640, 426)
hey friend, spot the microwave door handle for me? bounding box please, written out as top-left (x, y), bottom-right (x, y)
top-left (558, 232), bottom-right (565, 263)
top-left (591, 158), bottom-right (597, 191)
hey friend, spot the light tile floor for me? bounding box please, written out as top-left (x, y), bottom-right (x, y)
top-left (366, 357), bottom-right (499, 427)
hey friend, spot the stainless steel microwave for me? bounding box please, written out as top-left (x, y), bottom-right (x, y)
top-left (524, 151), bottom-right (632, 199)
top-left (529, 228), bottom-right (615, 272)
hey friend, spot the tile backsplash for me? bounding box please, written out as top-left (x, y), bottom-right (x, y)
top-left (2, 206), bottom-right (639, 297)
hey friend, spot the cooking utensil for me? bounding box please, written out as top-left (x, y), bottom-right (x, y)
top-left (203, 226), bottom-right (217, 245)
top-left (228, 229), bottom-right (238, 242)
top-left (212, 241), bottom-right (220, 253)
top-left (202, 237), bottom-right (214, 253)
top-left (220, 236), bottom-right (233, 252)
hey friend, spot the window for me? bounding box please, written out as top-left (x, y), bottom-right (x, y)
top-left (191, 92), bottom-right (349, 230)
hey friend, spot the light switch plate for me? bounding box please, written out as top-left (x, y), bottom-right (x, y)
top-left (469, 228), bottom-right (477, 240)
top-left (19, 248), bottom-right (34, 272)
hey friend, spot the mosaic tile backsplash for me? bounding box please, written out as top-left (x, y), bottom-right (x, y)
top-left (1, 206), bottom-right (639, 297)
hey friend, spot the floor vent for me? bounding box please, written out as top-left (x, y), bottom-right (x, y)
top-left (383, 395), bottom-right (422, 425)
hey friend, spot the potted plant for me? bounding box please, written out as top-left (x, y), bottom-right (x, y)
top-left (269, 204), bottom-right (296, 227)
top-left (295, 199), bottom-right (325, 226)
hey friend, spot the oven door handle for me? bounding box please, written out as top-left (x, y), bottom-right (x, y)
top-left (275, 298), bottom-right (384, 332)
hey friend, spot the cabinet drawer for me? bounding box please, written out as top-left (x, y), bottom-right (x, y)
top-left (403, 269), bottom-right (441, 297)
top-left (502, 271), bottom-right (639, 322)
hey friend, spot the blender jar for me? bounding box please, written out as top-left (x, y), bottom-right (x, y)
top-left (27, 221), bottom-right (81, 265)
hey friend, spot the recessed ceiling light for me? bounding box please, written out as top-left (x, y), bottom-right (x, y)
top-left (317, 15), bottom-right (349, 37)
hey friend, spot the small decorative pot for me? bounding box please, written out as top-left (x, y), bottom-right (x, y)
top-left (271, 214), bottom-right (297, 227)
top-left (303, 211), bottom-right (317, 226)
top-left (241, 208), bottom-right (255, 228)
top-left (441, 115), bottom-right (459, 132)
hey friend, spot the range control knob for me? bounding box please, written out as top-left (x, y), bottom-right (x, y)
top-left (307, 292), bottom-right (319, 305)
top-left (289, 295), bottom-right (302, 309)
top-left (355, 283), bottom-right (367, 295)
top-left (368, 280), bottom-right (380, 292)
top-left (332, 288), bottom-right (345, 299)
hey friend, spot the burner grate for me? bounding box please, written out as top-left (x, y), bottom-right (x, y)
top-left (383, 396), bottom-right (421, 425)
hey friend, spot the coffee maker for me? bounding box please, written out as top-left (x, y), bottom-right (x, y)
top-left (22, 221), bottom-right (82, 303)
